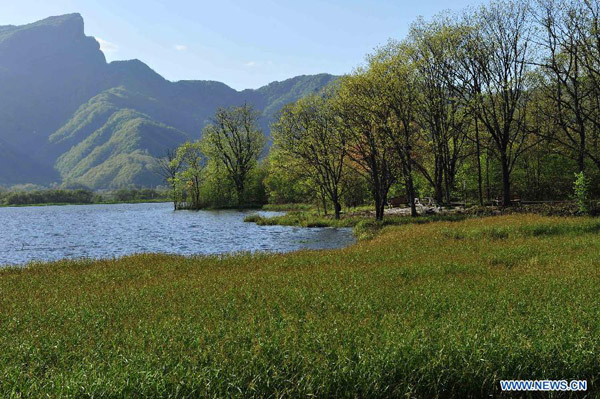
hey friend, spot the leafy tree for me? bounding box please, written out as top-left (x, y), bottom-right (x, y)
top-left (451, 1), bottom-right (535, 205)
top-left (335, 72), bottom-right (398, 221)
top-left (200, 159), bottom-right (235, 207)
top-left (156, 149), bottom-right (183, 210)
top-left (409, 18), bottom-right (471, 204)
top-left (174, 141), bottom-right (204, 210)
top-left (362, 42), bottom-right (420, 217)
top-left (202, 104), bottom-right (266, 206)
top-left (258, 0), bottom-right (600, 212)
top-left (536, 0), bottom-right (594, 173)
top-left (273, 94), bottom-right (349, 219)
top-left (264, 148), bottom-right (311, 204)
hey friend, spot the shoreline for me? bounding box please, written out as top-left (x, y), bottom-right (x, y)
top-left (0, 199), bottom-right (172, 208)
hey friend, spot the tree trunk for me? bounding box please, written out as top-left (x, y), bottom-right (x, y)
top-left (194, 176), bottom-right (201, 210)
top-left (374, 189), bottom-right (384, 221)
top-left (434, 157), bottom-right (444, 205)
top-left (235, 179), bottom-right (245, 207)
top-left (501, 153), bottom-right (511, 206)
top-left (376, 198), bottom-right (386, 221)
top-left (334, 201), bottom-right (342, 220)
top-left (406, 175), bottom-right (417, 217)
top-left (404, 155), bottom-right (418, 217)
top-left (171, 187), bottom-right (178, 211)
top-left (475, 120), bottom-right (484, 206)
top-left (330, 190), bottom-right (342, 220)
top-left (578, 133), bottom-right (586, 173)
top-left (443, 170), bottom-right (451, 205)
top-left (486, 149), bottom-right (491, 202)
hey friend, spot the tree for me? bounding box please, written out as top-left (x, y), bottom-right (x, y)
top-left (174, 141), bottom-right (204, 209)
top-left (409, 18), bottom-right (471, 205)
top-left (452, 1), bottom-right (534, 205)
top-left (335, 72), bottom-right (398, 221)
top-left (202, 104), bottom-right (266, 206)
top-left (156, 149), bottom-right (183, 210)
top-left (273, 94), bottom-right (349, 219)
top-left (264, 148), bottom-right (312, 204)
top-left (367, 42), bottom-right (420, 217)
top-left (201, 158), bottom-right (235, 207)
top-left (536, 0), bottom-right (593, 173)
top-left (575, 0), bottom-right (600, 171)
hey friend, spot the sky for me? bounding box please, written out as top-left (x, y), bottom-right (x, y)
top-left (0, 0), bottom-right (485, 90)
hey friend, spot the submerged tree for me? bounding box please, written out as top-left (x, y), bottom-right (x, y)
top-left (202, 104), bottom-right (266, 206)
top-left (174, 141), bottom-right (205, 210)
top-left (156, 148), bottom-right (183, 210)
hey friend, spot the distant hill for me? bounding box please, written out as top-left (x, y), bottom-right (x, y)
top-left (0, 14), bottom-right (336, 188)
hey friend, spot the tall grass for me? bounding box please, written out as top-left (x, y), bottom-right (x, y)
top-left (261, 203), bottom-right (315, 212)
top-left (1, 215), bottom-right (599, 397)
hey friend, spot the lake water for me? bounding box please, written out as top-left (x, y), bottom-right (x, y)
top-left (0, 202), bottom-right (355, 266)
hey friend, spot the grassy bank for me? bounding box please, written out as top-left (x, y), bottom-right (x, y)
top-left (178, 202), bottom-right (265, 211)
top-left (246, 207), bottom-right (469, 240)
top-left (1, 215), bottom-right (599, 397)
top-left (261, 203), bottom-right (315, 212)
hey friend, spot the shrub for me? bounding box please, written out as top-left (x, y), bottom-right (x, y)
top-left (574, 172), bottom-right (591, 215)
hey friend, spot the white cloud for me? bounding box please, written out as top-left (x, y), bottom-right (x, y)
top-left (174, 44), bottom-right (188, 51)
top-left (95, 37), bottom-right (118, 54)
top-left (245, 60), bottom-right (273, 68)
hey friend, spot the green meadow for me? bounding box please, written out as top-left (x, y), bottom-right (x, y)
top-left (1, 215), bottom-right (599, 398)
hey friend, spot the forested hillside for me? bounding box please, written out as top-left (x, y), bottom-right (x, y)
top-left (0, 14), bottom-right (335, 188)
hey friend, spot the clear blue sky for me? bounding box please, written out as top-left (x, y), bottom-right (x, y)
top-left (1, 0), bottom-right (485, 90)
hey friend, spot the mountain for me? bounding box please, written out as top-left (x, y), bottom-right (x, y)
top-left (0, 14), bottom-right (336, 188)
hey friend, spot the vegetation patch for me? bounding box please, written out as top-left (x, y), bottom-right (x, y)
top-left (2, 215), bottom-right (599, 398)
top-left (0, 187), bottom-right (169, 207)
top-left (245, 207), bottom-right (470, 241)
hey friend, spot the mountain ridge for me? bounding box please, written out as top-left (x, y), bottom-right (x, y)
top-left (0, 14), bottom-right (336, 188)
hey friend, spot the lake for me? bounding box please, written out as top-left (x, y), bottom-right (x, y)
top-left (0, 202), bottom-right (355, 266)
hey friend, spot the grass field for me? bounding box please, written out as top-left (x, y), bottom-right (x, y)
top-left (1, 215), bottom-right (599, 398)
